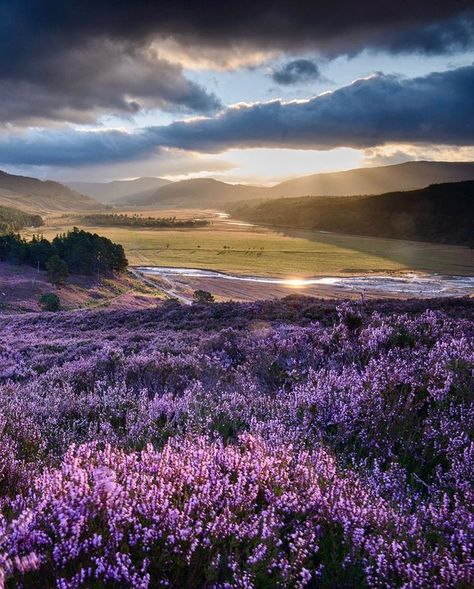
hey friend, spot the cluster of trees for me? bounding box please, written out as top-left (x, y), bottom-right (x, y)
top-left (0, 205), bottom-right (43, 233)
top-left (0, 228), bottom-right (128, 286)
top-left (231, 181), bottom-right (474, 247)
top-left (82, 213), bottom-right (209, 229)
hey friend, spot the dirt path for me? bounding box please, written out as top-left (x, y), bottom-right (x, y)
top-left (129, 268), bottom-right (193, 304)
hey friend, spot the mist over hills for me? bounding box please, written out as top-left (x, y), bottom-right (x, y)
top-left (0, 170), bottom-right (102, 213)
top-left (268, 161), bottom-right (474, 198)
top-left (111, 161), bottom-right (474, 208)
top-left (118, 178), bottom-right (266, 207)
top-left (2, 160), bottom-right (474, 215)
top-left (68, 177), bottom-right (172, 204)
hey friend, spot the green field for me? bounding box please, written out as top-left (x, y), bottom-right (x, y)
top-left (22, 215), bottom-right (474, 277)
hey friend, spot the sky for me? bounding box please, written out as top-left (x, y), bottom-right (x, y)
top-left (0, 1), bottom-right (473, 184)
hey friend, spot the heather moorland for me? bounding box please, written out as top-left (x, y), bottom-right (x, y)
top-left (0, 297), bottom-right (472, 587)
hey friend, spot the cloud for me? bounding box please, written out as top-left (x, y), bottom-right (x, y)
top-left (38, 150), bottom-right (235, 184)
top-left (152, 39), bottom-right (277, 71)
top-left (0, 2), bottom-right (473, 126)
top-left (272, 60), bottom-right (321, 85)
top-left (0, 40), bottom-right (221, 126)
top-left (0, 128), bottom-right (155, 166)
top-left (2, 2), bottom-right (472, 56)
top-left (0, 65), bottom-right (473, 166)
top-left (155, 64), bottom-right (474, 151)
top-left (363, 144), bottom-right (474, 166)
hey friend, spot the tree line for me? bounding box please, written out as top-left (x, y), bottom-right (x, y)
top-left (0, 228), bottom-right (128, 286)
top-left (0, 204), bottom-right (43, 233)
top-left (82, 213), bottom-right (209, 229)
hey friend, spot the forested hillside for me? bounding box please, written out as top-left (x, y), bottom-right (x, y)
top-left (0, 204), bottom-right (43, 233)
top-left (231, 181), bottom-right (474, 246)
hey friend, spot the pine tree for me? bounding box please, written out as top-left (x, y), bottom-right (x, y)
top-left (46, 255), bottom-right (69, 287)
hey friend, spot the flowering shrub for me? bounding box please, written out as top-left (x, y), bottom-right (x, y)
top-left (0, 297), bottom-right (472, 587)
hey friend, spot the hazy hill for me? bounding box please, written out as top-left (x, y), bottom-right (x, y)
top-left (0, 170), bottom-right (102, 213)
top-left (230, 181), bottom-right (474, 246)
top-left (68, 177), bottom-right (172, 204)
top-left (269, 161), bottom-right (474, 198)
top-left (119, 178), bottom-right (266, 207)
top-left (117, 161), bottom-right (474, 209)
top-left (8, 161), bottom-right (471, 214)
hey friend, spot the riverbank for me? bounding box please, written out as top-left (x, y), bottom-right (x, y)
top-left (133, 265), bottom-right (474, 302)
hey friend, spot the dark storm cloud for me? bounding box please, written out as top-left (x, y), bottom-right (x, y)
top-left (0, 1), bottom-right (473, 125)
top-left (272, 60), bottom-right (321, 85)
top-left (0, 39), bottom-right (221, 125)
top-left (0, 65), bottom-right (472, 166)
top-left (2, 1), bottom-right (473, 55)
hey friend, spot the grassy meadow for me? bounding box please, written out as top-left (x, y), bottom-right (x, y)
top-left (22, 209), bottom-right (474, 277)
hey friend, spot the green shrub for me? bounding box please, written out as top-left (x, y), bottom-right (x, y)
top-left (38, 292), bottom-right (61, 312)
top-left (193, 289), bottom-right (215, 303)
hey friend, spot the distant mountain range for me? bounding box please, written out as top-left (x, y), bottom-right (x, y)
top-left (0, 170), bottom-right (102, 213)
top-left (230, 180), bottom-right (474, 247)
top-left (266, 161), bottom-right (474, 198)
top-left (116, 178), bottom-right (266, 207)
top-left (3, 160), bottom-right (474, 215)
top-left (89, 161), bottom-right (474, 208)
top-left (68, 177), bottom-right (172, 204)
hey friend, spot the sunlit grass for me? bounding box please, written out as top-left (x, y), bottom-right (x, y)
top-left (22, 216), bottom-right (474, 277)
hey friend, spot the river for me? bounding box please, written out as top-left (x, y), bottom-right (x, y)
top-left (134, 266), bottom-right (474, 298)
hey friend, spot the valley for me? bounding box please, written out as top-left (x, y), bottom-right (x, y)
top-left (2, 6), bottom-right (474, 587)
top-left (20, 207), bottom-right (474, 302)
top-left (3, 163), bottom-right (473, 304)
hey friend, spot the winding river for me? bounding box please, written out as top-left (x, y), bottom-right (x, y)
top-left (132, 211), bottom-right (474, 300)
top-left (135, 266), bottom-right (474, 298)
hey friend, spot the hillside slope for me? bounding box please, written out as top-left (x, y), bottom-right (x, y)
top-left (269, 161), bottom-right (474, 198)
top-left (68, 177), bottom-right (172, 204)
top-left (231, 181), bottom-right (474, 246)
top-left (0, 170), bottom-right (103, 213)
top-left (117, 161), bottom-right (474, 209)
top-left (120, 178), bottom-right (266, 207)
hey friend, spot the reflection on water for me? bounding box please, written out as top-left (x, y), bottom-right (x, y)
top-left (224, 221), bottom-right (256, 227)
top-left (135, 266), bottom-right (474, 296)
top-left (214, 212), bottom-right (255, 227)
